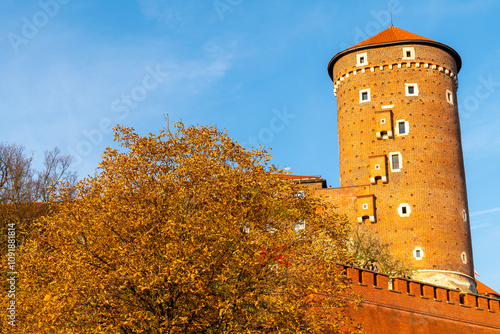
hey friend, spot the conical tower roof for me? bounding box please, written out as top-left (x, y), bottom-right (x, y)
top-left (327, 26), bottom-right (461, 80)
top-left (349, 26), bottom-right (434, 48)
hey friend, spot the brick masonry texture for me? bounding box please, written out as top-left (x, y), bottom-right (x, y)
top-left (329, 42), bottom-right (474, 279)
top-left (343, 266), bottom-right (500, 334)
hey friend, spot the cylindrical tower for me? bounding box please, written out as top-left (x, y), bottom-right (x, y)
top-left (328, 26), bottom-right (475, 292)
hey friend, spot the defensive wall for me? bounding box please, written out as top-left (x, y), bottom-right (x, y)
top-left (342, 265), bottom-right (500, 333)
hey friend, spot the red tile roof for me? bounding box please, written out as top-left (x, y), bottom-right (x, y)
top-left (476, 280), bottom-right (500, 297)
top-left (349, 26), bottom-right (435, 48)
top-left (327, 26), bottom-right (462, 80)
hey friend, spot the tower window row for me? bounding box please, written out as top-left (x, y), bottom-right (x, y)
top-left (360, 87), bottom-right (454, 105)
top-left (359, 85), bottom-right (420, 103)
top-left (356, 47), bottom-right (415, 67)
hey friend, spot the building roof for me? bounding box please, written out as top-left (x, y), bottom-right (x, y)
top-left (278, 174), bottom-right (322, 180)
top-left (278, 174), bottom-right (326, 186)
top-left (349, 26), bottom-right (434, 48)
top-left (476, 280), bottom-right (500, 299)
top-left (327, 26), bottom-right (462, 80)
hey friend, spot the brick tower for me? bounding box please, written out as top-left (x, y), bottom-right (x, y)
top-left (327, 26), bottom-right (475, 292)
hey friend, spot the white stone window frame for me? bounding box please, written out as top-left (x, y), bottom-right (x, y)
top-left (362, 203), bottom-right (369, 210)
top-left (374, 164), bottom-right (381, 170)
top-left (395, 119), bottom-right (409, 136)
top-left (389, 152), bottom-right (403, 172)
top-left (413, 247), bottom-right (424, 260)
top-left (402, 47), bottom-right (415, 60)
top-left (462, 209), bottom-right (467, 222)
top-left (446, 89), bottom-right (454, 105)
top-left (380, 118), bottom-right (386, 125)
top-left (398, 203), bottom-right (411, 217)
top-left (359, 88), bottom-right (371, 103)
top-left (356, 52), bottom-right (368, 67)
top-left (405, 83), bottom-right (419, 96)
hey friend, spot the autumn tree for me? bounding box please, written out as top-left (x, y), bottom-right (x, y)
top-left (347, 223), bottom-right (413, 278)
top-left (15, 123), bottom-right (361, 333)
top-left (0, 144), bottom-right (77, 247)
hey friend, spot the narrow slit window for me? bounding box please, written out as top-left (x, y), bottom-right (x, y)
top-left (446, 89), bottom-right (454, 105)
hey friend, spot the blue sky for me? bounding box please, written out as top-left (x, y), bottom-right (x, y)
top-left (1, 0), bottom-right (499, 291)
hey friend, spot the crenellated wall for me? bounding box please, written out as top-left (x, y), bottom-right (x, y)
top-left (342, 265), bottom-right (500, 333)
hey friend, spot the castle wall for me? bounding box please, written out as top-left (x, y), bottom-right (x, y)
top-left (344, 266), bottom-right (500, 334)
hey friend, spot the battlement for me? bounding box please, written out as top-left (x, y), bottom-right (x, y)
top-left (342, 265), bottom-right (500, 333)
top-left (332, 60), bottom-right (458, 97)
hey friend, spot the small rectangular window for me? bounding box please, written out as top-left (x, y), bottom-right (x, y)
top-left (356, 52), bottom-right (368, 67)
top-left (402, 206), bottom-right (407, 214)
top-left (359, 89), bottom-right (370, 103)
top-left (362, 203), bottom-right (369, 210)
top-left (416, 250), bottom-right (421, 257)
top-left (402, 47), bottom-right (415, 60)
top-left (374, 164), bottom-right (380, 170)
top-left (392, 154), bottom-right (400, 170)
top-left (398, 122), bottom-right (406, 134)
top-left (405, 83), bottom-right (418, 96)
top-left (396, 120), bottom-right (408, 136)
top-left (389, 152), bottom-right (402, 172)
top-left (380, 118), bottom-right (386, 124)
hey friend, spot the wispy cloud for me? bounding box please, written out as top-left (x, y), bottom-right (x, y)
top-left (463, 116), bottom-right (500, 157)
top-left (471, 207), bottom-right (500, 217)
top-left (136, 0), bottom-right (211, 29)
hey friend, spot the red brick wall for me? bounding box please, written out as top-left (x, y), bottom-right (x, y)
top-left (344, 266), bottom-right (500, 333)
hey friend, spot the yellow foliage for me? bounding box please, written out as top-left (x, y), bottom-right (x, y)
top-left (12, 122), bottom-right (361, 333)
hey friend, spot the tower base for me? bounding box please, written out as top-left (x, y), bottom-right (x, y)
top-left (413, 270), bottom-right (477, 294)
